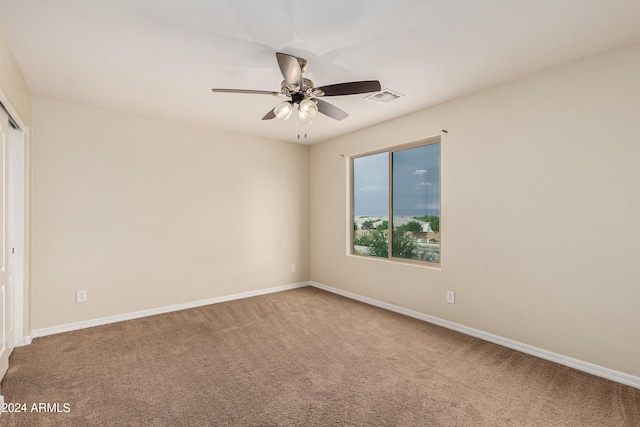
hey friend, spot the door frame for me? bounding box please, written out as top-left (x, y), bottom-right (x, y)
top-left (0, 88), bottom-right (31, 347)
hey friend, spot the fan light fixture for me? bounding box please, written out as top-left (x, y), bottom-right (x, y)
top-left (299, 99), bottom-right (318, 118)
top-left (298, 110), bottom-right (312, 125)
top-left (298, 99), bottom-right (318, 125)
top-left (274, 101), bottom-right (293, 120)
top-left (275, 99), bottom-right (318, 125)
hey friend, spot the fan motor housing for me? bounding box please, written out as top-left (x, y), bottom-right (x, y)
top-left (291, 92), bottom-right (305, 104)
top-left (281, 78), bottom-right (315, 95)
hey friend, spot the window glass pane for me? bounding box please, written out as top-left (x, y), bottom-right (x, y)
top-left (392, 143), bottom-right (440, 262)
top-left (353, 152), bottom-right (388, 257)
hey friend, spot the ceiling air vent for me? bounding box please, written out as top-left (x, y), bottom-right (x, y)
top-left (364, 89), bottom-right (403, 104)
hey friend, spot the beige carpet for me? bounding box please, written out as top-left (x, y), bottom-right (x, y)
top-left (1, 287), bottom-right (638, 426)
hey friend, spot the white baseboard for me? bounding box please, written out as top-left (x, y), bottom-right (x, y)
top-left (16, 336), bottom-right (32, 347)
top-left (310, 281), bottom-right (640, 390)
top-left (32, 282), bottom-right (310, 339)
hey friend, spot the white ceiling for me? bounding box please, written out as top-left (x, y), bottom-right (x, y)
top-left (1, 1), bottom-right (640, 144)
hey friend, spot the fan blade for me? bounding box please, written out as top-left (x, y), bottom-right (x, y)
top-left (316, 80), bottom-right (381, 96)
top-left (262, 108), bottom-right (276, 120)
top-left (316, 99), bottom-right (348, 121)
top-left (276, 52), bottom-right (303, 90)
top-left (212, 88), bottom-right (280, 96)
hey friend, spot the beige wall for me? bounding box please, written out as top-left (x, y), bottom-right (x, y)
top-left (32, 96), bottom-right (309, 329)
top-left (0, 27), bottom-right (31, 125)
top-left (310, 43), bottom-right (640, 377)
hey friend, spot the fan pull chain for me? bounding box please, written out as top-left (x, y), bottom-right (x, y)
top-left (297, 124), bottom-right (309, 140)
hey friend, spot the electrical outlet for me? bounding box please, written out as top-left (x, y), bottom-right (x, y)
top-left (76, 290), bottom-right (87, 303)
top-left (291, 264), bottom-right (296, 273)
top-left (446, 291), bottom-right (455, 304)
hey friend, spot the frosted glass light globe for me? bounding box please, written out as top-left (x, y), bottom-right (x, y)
top-left (274, 101), bottom-right (293, 120)
top-left (298, 99), bottom-right (318, 119)
top-left (298, 110), bottom-right (313, 125)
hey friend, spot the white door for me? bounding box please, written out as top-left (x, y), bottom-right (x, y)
top-left (0, 107), bottom-right (15, 380)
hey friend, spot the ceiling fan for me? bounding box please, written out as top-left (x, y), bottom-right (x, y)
top-left (212, 52), bottom-right (381, 124)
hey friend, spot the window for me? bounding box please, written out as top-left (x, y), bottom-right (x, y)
top-left (352, 138), bottom-right (441, 265)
